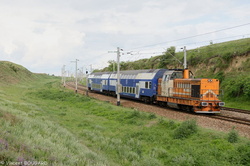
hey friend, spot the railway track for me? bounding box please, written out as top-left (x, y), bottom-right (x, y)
top-left (64, 82), bottom-right (250, 127)
top-left (66, 82), bottom-right (87, 91)
top-left (222, 107), bottom-right (250, 115)
top-left (205, 114), bottom-right (250, 126)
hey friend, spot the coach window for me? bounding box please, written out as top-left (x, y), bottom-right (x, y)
top-left (145, 82), bottom-right (148, 89)
top-left (149, 82), bottom-right (152, 89)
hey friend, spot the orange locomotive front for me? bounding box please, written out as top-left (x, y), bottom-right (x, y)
top-left (156, 69), bottom-right (225, 113)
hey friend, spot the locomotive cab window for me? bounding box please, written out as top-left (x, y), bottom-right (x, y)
top-left (170, 72), bottom-right (183, 80)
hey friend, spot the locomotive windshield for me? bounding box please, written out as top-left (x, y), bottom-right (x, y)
top-left (170, 72), bottom-right (183, 79)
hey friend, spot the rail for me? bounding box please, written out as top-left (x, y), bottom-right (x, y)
top-left (222, 107), bottom-right (250, 114)
top-left (204, 114), bottom-right (250, 126)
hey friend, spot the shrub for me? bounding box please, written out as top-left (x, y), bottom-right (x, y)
top-left (173, 120), bottom-right (198, 139)
top-left (227, 128), bottom-right (239, 143)
top-left (148, 113), bottom-right (156, 119)
top-left (223, 74), bottom-right (250, 99)
top-left (214, 71), bottom-right (225, 83)
top-left (233, 142), bottom-right (250, 165)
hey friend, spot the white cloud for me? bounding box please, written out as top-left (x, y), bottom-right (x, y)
top-left (0, 0), bottom-right (249, 75)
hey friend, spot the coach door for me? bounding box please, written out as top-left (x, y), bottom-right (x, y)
top-left (135, 83), bottom-right (139, 98)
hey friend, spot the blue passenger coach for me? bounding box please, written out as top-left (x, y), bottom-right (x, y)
top-left (87, 72), bottom-right (111, 93)
top-left (88, 69), bottom-right (167, 103)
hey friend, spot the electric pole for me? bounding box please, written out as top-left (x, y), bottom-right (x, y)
top-left (61, 66), bottom-right (63, 84)
top-left (108, 47), bottom-right (123, 106)
top-left (117, 47), bottom-right (121, 106)
top-left (89, 64), bottom-right (92, 74)
top-left (62, 65), bottom-right (66, 87)
top-left (86, 69), bottom-right (89, 96)
top-left (71, 59), bottom-right (79, 93)
top-left (183, 46), bottom-right (187, 69)
top-left (181, 46), bottom-right (189, 79)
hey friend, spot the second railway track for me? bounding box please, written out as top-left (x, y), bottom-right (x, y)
top-left (222, 107), bottom-right (250, 115)
top-left (204, 114), bottom-right (250, 126)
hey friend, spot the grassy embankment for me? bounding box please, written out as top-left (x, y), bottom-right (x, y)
top-left (0, 61), bottom-right (250, 165)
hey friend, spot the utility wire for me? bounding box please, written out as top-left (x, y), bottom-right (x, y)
top-left (127, 34), bottom-right (249, 61)
top-left (129, 23), bottom-right (250, 50)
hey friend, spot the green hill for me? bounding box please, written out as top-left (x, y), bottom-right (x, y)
top-left (102, 38), bottom-right (250, 72)
top-left (0, 61), bottom-right (35, 84)
top-left (0, 61), bottom-right (52, 85)
top-left (101, 38), bottom-right (250, 109)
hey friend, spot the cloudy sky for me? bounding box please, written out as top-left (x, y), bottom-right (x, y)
top-left (0, 0), bottom-right (249, 75)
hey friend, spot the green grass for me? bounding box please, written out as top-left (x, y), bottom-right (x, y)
top-left (0, 75), bottom-right (250, 165)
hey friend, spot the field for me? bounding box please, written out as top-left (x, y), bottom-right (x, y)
top-left (0, 72), bottom-right (250, 165)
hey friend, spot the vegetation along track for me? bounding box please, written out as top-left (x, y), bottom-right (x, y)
top-left (65, 81), bottom-right (250, 127)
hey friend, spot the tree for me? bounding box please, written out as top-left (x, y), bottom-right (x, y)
top-left (107, 60), bottom-right (117, 71)
top-left (158, 46), bottom-right (176, 68)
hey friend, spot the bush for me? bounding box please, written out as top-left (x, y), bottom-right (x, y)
top-left (173, 120), bottom-right (198, 139)
top-left (214, 71), bottom-right (225, 83)
top-left (223, 74), bottom-right (250, 99)
top-left (239, 143), bottom-right (250, 165)
top-left (148, 113), bottom-right (156, 119)
top-left (227, 128), bottom-right (239, 143)
top-left (232, 142), bottom-right (250, 165)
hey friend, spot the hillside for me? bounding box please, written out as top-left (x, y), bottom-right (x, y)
top-left (101, 38), bottom-right (250, 109)
top-left (0, 61), bottom-right (35, 84)
top-left (0, 61), bottom-right (52, 85)
top-left (102, 38), bottom-right (250, 72)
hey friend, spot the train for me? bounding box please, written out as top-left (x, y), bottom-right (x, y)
top-left (87, 68), bottom-right (225, 113)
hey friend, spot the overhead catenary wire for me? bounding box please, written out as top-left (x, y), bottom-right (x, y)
top-left (125, 34), bottom-right (250, 62)
top-left (128, 23), bottom-right (250, 51)
top-left (125, 41), bottom-right (250, 63)
top-left (88, 24), bottom-right (250, 64)
top-left (63, 23), bottom-right (250, 72)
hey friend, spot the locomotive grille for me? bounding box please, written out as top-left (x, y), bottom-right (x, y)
top-left (191, 85), bottom-right (200, 98)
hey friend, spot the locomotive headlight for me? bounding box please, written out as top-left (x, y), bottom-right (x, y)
top-left (218, 102), bottom-right (225, 106)
top-left (201, 102), bottom-right (208, 106)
